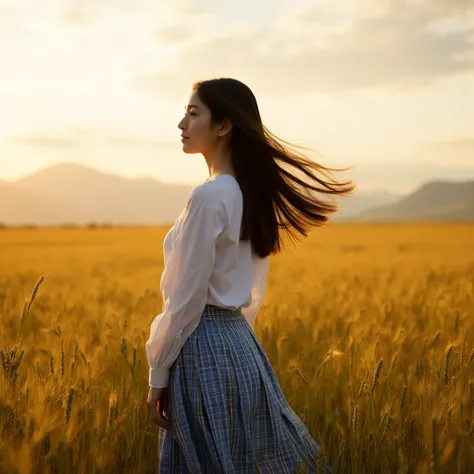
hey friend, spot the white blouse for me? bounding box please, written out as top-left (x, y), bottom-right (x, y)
top-left (145, 174), bottom-right (270, 388)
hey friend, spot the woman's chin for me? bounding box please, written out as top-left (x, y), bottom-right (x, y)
top-left (181, 144), bottom-right (198, 154)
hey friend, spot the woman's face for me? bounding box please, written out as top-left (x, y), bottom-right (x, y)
top-left (177, 90), bottom-right (220, 154)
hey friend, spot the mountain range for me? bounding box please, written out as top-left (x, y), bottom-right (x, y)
top-left (355, 180), bottom-right (474, 222)
top-left (0, 163), bottom-right (193, 226)
top-left (0, 163), bottom-right (473, 226)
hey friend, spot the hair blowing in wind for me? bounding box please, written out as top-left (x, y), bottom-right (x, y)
top-left (194, 77), bottom-right (357, 258)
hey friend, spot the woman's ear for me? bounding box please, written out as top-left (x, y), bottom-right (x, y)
top-left (218, 118), bottom-right (233, 137)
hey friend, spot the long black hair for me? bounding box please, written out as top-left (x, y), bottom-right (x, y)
top-left (193, 77), bottom-right (356, 258)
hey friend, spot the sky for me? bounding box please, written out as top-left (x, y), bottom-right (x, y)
top-left (0, 0), bottom-right (473, 193)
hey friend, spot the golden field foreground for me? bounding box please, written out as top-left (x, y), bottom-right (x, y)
top-left (0, 222), bottom-right (473, 473)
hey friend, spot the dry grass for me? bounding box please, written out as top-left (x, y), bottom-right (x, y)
top-left (0, 222), bottom-right (473, 473)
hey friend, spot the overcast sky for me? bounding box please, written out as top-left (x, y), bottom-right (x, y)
top-left (0, 0), bottom-right (473, 193)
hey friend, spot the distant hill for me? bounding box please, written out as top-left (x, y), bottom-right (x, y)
top-left (1, 163), bottom-right (473, 226)
top-left (0, 180), bottom-right (86, 225)
top-left (332, 190), bottom-right (403, 221)
top-left (358, 180), bottom-right (474, 221)
top-left (0, 163), bottom-right (194, 226)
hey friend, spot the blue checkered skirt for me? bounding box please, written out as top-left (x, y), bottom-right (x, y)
top-left (158, 304), bottom-right (331, 473)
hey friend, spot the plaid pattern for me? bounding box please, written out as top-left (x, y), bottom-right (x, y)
top-left (157, 304), bottom-right (331, 473)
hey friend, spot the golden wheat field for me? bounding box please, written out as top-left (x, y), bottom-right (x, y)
top-left (0, 222), bottom-right (473, 473)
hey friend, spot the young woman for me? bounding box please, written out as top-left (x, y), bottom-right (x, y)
top-left (145, 77), bottom-right (355, 473)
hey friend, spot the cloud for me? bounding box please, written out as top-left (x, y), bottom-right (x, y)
top-left (8, 130), bottom-right (176, 149)
top-left (59, 8), bottom-right (100, 26)
top-left (55, 1), bottom-right (209, 31)
top-left (153, 2), bottom-right (212, 45)
top-left (10, 136), bottom-right (81, 149)
top-left (154, 26), bottom-right (193, 45)
top-left (104, 135), bottom-right (176, 148)
top-left (172, 2), bottom-right (209, 18)
top-left (427, 137), bottom-right (474, 149)
top-left (133, 0), bottom-right (474, 98)
top-left (419, 137), bottom-right (474, 163)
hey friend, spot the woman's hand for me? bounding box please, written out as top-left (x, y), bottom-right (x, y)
top-left (147, 387), bottom-right (172, 431)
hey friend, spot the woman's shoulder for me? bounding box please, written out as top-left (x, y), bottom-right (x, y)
top-left (189, 181), bottom-right (220, 207)
top-left (191, 175), bottom-right (240, 206)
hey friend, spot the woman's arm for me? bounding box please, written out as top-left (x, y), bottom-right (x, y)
top-left (145, 188), bottom-right (224, 388)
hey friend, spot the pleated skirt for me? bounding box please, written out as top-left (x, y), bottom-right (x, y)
top-left (157, 304), bottom-right (331, 473)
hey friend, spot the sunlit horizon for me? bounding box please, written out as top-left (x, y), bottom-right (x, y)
top-left (1, 0), bottom-right (473, 193)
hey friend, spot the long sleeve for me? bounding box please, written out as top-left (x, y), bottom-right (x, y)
top-left (240, 256), bottom-right (270, 330)
top-left (145, 188), bottom-right (224, 388)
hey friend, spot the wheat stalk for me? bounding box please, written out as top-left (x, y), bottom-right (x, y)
top-left (371, 359), bottom-right (384, 396)
top-left (444, 345), bottom-right (453, 385)
top-left (17, 275), bottom-right (45, 341)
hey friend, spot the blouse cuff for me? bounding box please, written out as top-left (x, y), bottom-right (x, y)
top-left (149, 367), bottom-right (170, 388)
